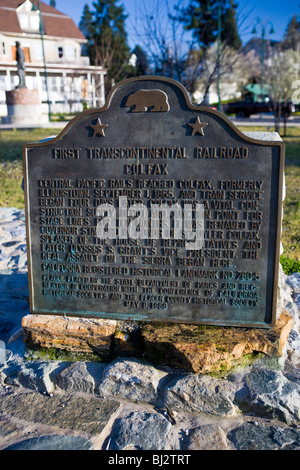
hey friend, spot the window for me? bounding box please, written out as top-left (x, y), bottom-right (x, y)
top-left (42, 75), bottom-right (48, 92)
top-left (34, 44), bottom-right (43, 61)
top-left (19, 14), bottom-right (29, 29)
top-left (65, 46), bottom-right (74, 61)
top-left (31, 76), bottom-right (38, 89)
top-left (51, 76), bottom-right (58, 92)
top-left (60, 77), bottom-right (64, 93)
top-left (11, 75), bottom-right (17, 88)
top-left (58, 47), bottom-right (64, 59)
top-left (30, 15), bottom-right (40, 31)
top-left (2, 42), bottom-right (6, 56)
top-left (0, 75), bottom-right (5, 92)
top-left (12, 45), bottom-right (31, 63)
top-left (17, 9), bottom-right (40, 33)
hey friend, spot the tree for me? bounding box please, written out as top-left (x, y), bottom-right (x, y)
top-left (222, 1), bottom-right (241, 50)
top-left (79, 1), bottom-right (130, 89)
top-left (185, 43), bottom-right (259, 104)
top-left (50, 0), bottom-right (56, 7)
top-left (131, 46), bottom-right (149, 75)
top-left (264, 48), bottom-right (298, 134)
top-left (178, 0), bottom-right (242, 101)
top-left (282, 15), bottom-right (300, 51)
top-left (179, 0), bottom-right (242, 52)
top-left (129, 0), bottom-right (190, 81)
top-left (79, 4), bottom-right (93, 40)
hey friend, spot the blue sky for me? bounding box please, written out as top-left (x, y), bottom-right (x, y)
top-left (52, 0), bottom-right (299, 49)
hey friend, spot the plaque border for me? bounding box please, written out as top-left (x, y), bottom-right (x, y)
top-left (23, 76), bottom-right (285, 328)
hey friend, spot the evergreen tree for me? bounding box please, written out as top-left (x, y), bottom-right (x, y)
top-left (179, 0), bottom-right (241, 51)
top-left (222, 1), bottom-right (241, 50)
top-left (132, 45), bottom-right (149, 75)
top-left (79, 4), bottom-right (93, 40)
top-left (79, 4), bottom-right (94, 58)
top-left (79, 1), bottom-right (130, 85)
top-left (282, 15), bottom-right (300, 50)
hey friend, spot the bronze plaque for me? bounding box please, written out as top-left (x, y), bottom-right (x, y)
top-left (23, 76), bottom-right (284, 327)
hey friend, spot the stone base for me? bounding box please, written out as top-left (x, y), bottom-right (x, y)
top-left (22, 315), bottom-right (117, 361)
top-left (2, 89), bottom-right (49, 125)
top-left (141, 311), bottom-right (293, 373)
top-left (22, 311), bottom-right (293, 373)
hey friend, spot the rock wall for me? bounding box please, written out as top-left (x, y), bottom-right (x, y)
top-left (0, 207), bottom-right (300, 451)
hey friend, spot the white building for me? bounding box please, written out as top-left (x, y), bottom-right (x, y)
top-left (0, 0), bottom-right (106, 118)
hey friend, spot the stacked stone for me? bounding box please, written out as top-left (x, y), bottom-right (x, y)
top-left (0, 207), bottom-right (300, 450)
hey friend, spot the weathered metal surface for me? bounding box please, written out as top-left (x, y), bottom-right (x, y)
top-left (23, 76), bottom-right (285, 327)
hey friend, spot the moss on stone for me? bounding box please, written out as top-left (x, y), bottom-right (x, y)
top-left (25, 346), bottom-right (105, 362)
top-left (196, 324), bottom-right (219, 330)
top-left (206, 352), bottom-right (268, 378)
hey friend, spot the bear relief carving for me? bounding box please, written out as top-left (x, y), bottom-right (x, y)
top-left (125, 89), bottom-right (170, 112)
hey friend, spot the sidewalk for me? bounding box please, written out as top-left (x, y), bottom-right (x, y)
top-left (1, 115), bottom-right (299, 131)
top-left (231, 115), bottom-right (300, 127)
top-left (0, 121), bottom-right (69, 130)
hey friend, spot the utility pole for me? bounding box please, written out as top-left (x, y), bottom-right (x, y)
top-left (33, 1), bottom-right (51, 121)
top-left (252, 18), bottom-right (275, 101)
top-left (205, 1), bottom-right (222, 110)
top-left (217, 2), bottom-right (221, 111)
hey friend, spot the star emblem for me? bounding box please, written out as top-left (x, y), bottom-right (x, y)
top-left (90, 118), bottom-right (108, 137)
top-left (188, 117), bottom-right (208, 136)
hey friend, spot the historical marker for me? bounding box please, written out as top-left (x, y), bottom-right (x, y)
top-left (23, 76), bottom-right (284, 328)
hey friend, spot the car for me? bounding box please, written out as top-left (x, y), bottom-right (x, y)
top-left (223, 97), bottom-right (295, 118)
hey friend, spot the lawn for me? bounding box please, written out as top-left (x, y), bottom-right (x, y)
top-left (0, 124), bottom-right (299, 273)
top-left (238, 126), bottom-right (300, 273)
top-left (0, 128), bottom-right (61, 208)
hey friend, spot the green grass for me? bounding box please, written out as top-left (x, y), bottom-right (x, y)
top-left (238, 126), bottom-right (300, 267)
top-left (0, 125), bottom-right (299, 273)
top-left (279, 256), bottom-right (300, 275)
top-left (0, 128), bottom-right (61, 208)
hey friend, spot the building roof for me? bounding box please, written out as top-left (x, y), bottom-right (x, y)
top-left (0, 0), bottom-right (85, 40)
